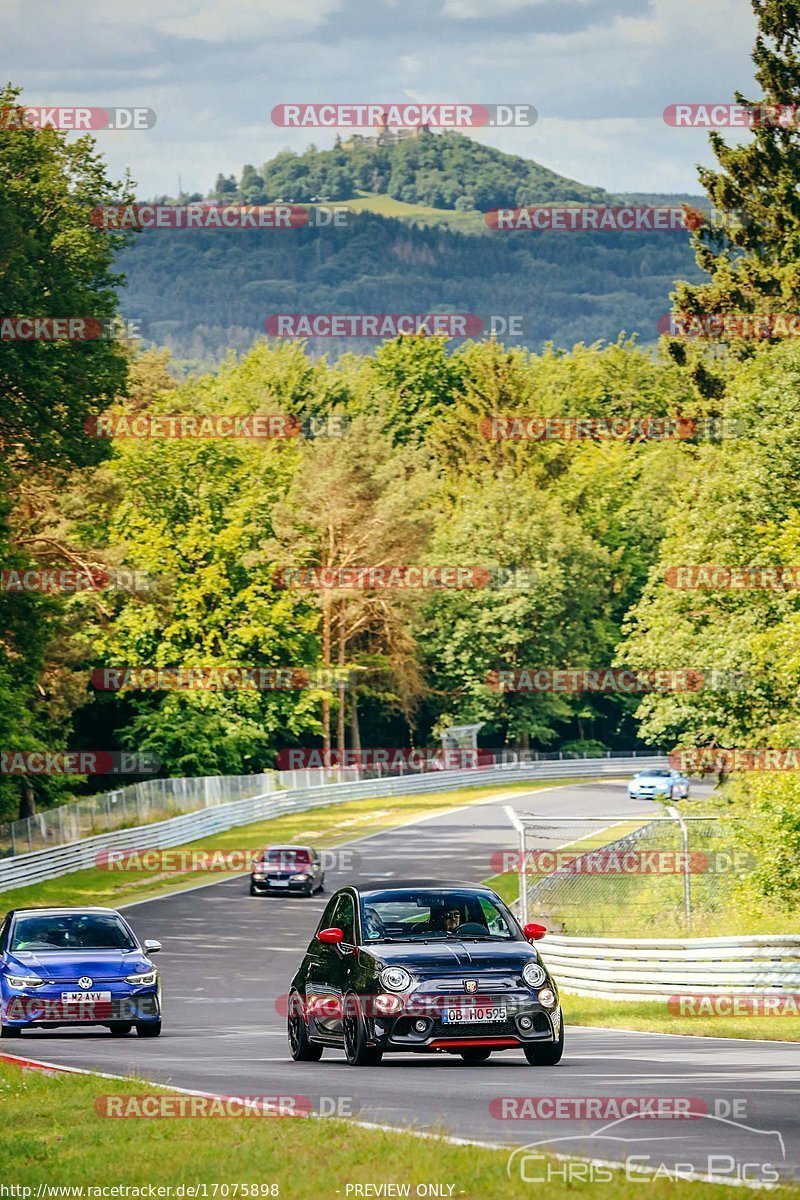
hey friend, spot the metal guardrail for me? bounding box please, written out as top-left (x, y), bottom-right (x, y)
top-left (540, 934), bottom-right (800, 1000)
top-left (0, 754), bottom-right (663, 894)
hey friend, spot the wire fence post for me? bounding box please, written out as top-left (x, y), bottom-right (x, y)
top-left (667, 805), bottom-right (692, 932)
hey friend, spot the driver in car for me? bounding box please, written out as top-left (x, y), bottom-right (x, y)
top-left (443, 906), bottom-right (462, 934)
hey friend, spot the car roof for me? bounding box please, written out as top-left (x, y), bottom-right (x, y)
top-left (352, 879), bottom-right (498, 896)
top-left (5, 906), bottom-right (122, 919)
top-left (262, 844), bottom-right (314, 852)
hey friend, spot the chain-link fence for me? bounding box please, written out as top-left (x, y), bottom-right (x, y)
top-left (0, 773), bottom-right (275, 857)
top-left (504, 809), bottom-right (746, 936)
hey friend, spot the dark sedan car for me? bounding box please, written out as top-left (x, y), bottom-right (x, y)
top-left (287, 880), bottom-right (563, 1066)
top-left (250, 845), bottom-right (324, 896)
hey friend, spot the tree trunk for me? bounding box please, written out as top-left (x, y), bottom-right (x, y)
top-left (350, 690), bottom-right (361, 752)
top-left (337, 622), bottom-right (346, 756)
top-left (19, 779), bottom-right (36, 818)
top-left (322, 597), bottom-right (331, 751)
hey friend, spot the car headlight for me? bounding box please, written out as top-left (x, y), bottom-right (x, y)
top-left (538, 987), bottom-right (557, 1008)
top-left (290, 873), bottom-right (310, 881)
top-left (125, 969), bottom-right (157, 986)
top-left (522, 962), bottom-right (547, 987)
top-left (380, 967), bottom-right (412, 991)
top-left (4, 974), bottom-right (45, 989)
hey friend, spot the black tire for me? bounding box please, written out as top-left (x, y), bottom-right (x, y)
top-left (108, 1022), bottom-right (133, 1036)
top-left (136, 1020), bottom-right (162, 1037)
top-left (459, 1048), bottom-right (492, 1063)
top-left (316, 874), bottom-right (325, 893)
top-left (523, 1020), bottom-right (564, 1065)
top-left (343, 993), bottom-right (383, 1066)
top-left (0, 1022), bottom-right (21, 1038)
top-left (288, 992), bottom-right (323, 1061)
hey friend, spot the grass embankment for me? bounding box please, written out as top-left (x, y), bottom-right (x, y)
top-left (561, 993), bottom-right (800, 1041)
top-left (0, 779), bottom-right (571, 916)
top-left (2, 1058), bottom-right (797, 1198)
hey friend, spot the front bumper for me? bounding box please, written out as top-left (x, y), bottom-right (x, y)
top-left (369, 991), bottom-right (560, 1052)
top-left (251, 873), bottom-right (313, 892)
top-left (1, 984), bottom-right (161, 1027)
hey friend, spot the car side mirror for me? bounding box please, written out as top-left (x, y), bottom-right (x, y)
top-left (144, 939), bottom-right (162, 954)
top-left (522, 922), bottom-right (547, 942)
top-left (317, 927), bottom-right (344, 945)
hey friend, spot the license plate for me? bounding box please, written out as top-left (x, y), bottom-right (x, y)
top-left (269, 879), bottom-right (289, 887)
top-left (61, 991), bottom-right (112, 1003)
top-left (442, 1006), bottom-right (507, 1023)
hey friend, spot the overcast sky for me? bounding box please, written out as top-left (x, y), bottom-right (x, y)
top-left (3, 0), bottom-right (759, 197)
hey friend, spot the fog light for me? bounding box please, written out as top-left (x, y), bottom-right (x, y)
top-left (538, 987), bottom-right (557, 1008)
top-left (518, 1014), bottom-right (533, 1030)
top-left (373, 993), bottom-right (404, 1016)
top-left (414, 1019), bottom-right (428, 1033)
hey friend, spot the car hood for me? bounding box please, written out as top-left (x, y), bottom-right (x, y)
top-left (5, 950), bottom-right (150, 980)
top-left (364, 940), bottom-right (540, 973)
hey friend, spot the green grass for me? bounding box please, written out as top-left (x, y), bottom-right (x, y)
top-left (0, 779), bottom-right (565, 917)
top-left (562, 993), bottom-right (800, 1042)
top-left (3, 1058), bottom-right (798, 1197)
top-left (340, 192), bottom-right (488, 232)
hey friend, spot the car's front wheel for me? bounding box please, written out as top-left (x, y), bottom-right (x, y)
top-left (459, 1048), bottom-right (492, 1063)
top-left (523, 1021), bottom-right (564, 1065)
top-left (0, 1019), bottom-right (21, 1038)
top-left (108, 1022), bottom-right (133, 1036)
top-left (288, 992), bottom-right (323, 1061)
top-left (136, 1020), bottom-right (162, 1037)
top-left (343, 993), bottom-right (382, 1066)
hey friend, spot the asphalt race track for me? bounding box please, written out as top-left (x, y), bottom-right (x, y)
top-left (8, 779), bottom-right (800, 1184)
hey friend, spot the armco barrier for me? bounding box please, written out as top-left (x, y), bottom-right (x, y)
top-left (0, 754), bottom-right (666, 894)
top-left (540, 934), bottom-right (800, 1000)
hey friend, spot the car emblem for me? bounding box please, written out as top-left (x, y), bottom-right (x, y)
top-left (464, 979), bottom-right (478, 993)
top-left (78, 977), bottom-right (93, 989)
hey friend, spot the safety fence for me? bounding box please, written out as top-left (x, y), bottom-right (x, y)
top-left (539, 933), bottom-right (800, 1001)
top-left (0, 753), bottom-right (665, 893)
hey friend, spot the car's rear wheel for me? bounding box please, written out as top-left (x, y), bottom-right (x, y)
top-left (136, 1020), bottom-right (162, 1037)
top-left (459, 1048), bottom-right (492, 1063)
top-left (108, 1022), bottom-right (133, 1036)
top-left (523, 1021), bottom-right (564, 1065)
top-left (288, 992), bottom-right (323, 1061)
top-left (343, 993), bottom-right (382, 1066)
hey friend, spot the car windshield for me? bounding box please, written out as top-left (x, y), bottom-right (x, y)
top-left (361, 889), bottom-right (517, 942)
top-left (10, 913), bottom-right (137, 952)
top-left (638, 770), bottom-right (670, 777)
top-left (264, 849), bottom-right (311, 865)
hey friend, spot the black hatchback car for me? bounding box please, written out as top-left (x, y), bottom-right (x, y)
top-left (287, 880), bottom-right (563, 1066)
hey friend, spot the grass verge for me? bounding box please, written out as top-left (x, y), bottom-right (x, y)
top-left (561, 992), bottom-right (800, 1042)
top-left (0, 779), bottom-right (576, 917)
top-left (2, 1057), bottom-right (797, 1197)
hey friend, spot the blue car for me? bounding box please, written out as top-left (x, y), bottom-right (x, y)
top-left (0, 906), bottom-right (162, 1038)
top-left (627, 768), bottom-right (690, 802)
